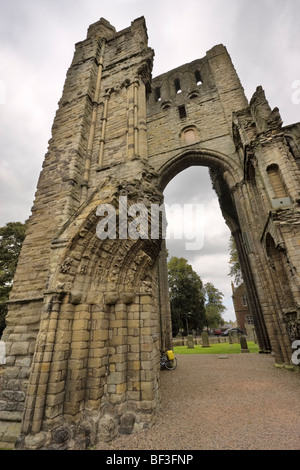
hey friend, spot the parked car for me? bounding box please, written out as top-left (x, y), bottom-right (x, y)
top-left (213, 329), bottom-right (222, 336)
top-left (221, 328), bottom-right (244, 337)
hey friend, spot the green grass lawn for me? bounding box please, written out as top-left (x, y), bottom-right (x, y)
top-left (174, 341), bottom-right (259, 355)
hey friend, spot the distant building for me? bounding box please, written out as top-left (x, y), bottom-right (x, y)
top-left (231, 282), bottom-right (254, 332)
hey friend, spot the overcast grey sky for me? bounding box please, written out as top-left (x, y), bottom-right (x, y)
top-left (1, 0), bottom-right (299, 321)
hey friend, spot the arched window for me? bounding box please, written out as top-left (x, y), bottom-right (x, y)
top-left (161, 101), bottom-right (171, 110)
top-left (178, 105), bottom-right (186, 119)
top-left (248, 162), bottom-right (256, 185)
top-left (188, 91), bottom-right (200, 100)
top-left (195, 70), bottom-right (202, 85)
top-left (174, 78), bottom-right (182, 94)
top-left (155, 87), bottom-right (161, 102)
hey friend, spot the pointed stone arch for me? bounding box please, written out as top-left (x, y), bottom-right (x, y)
top-left (157, 147), bottom-right (241, 193)
top-left (156, 147), bottom-right (271, 354)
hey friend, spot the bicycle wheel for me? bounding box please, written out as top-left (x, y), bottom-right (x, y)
top-left (165, 357), bottom-right (177, 370)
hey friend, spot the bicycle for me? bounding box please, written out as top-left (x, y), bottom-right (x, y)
top-left (160, 350), bottom-right (177, 370)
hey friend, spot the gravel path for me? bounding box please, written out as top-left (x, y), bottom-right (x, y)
top-left (97, 354), bottom-right (300, 451)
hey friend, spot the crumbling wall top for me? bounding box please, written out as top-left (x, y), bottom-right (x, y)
top-left (86, 17), bottom-right (116, 40)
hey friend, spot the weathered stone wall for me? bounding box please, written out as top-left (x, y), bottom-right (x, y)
top-left (147, 44), bottom-right (248, 176)
top-left (231, 87), bottom-right (300, 362)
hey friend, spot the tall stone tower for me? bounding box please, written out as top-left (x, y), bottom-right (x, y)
top-left (0, 17), bottom-right (299, 449)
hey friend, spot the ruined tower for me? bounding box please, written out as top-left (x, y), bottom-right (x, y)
top-left (0, 17), bottom-right (299, 449)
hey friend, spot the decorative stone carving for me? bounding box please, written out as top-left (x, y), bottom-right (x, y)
top-left (60, 257), bottom-right (74, 274)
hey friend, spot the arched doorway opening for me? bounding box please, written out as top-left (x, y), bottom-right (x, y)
top-left (156, 148), bottom-right (271, 354)
top-left (163, 166), bottom-right (234, 330)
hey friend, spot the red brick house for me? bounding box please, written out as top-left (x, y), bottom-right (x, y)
top-left (231, 282), bottom-right (254, 332)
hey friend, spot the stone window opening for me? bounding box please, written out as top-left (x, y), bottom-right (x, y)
top-left (174, 78), bottom-right (182, 94)
top-left (188, 91), bottom-right (199, 100)
top-left (242, 294), bottom-right (248, 306)
top-left (195, 70), bottom-right (203, 86)
top-left (161, 101), bottom-right (171, 110)
top-left (155, 86), bottom-right (161, 102)
top-left (178, 105), bottom-right (186, 119)
top-left (266, 164), bottom-right (288, 198)
top-left (247, 162), bottom-right (256, 185)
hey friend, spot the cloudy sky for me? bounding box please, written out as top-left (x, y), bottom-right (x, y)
top-left (1, 0), bottom-right (299, 321)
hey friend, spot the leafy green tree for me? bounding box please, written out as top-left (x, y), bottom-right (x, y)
top-left (168, 257), bottom-right (205, 336)
top-left (203, 282), bottom-right (226, 330)
top-left (228, 235), bottom-right (243, 285)
top-left (0, 222), bottom-right (27, 336)
top-left (205, 305), bottom-right (222, 329)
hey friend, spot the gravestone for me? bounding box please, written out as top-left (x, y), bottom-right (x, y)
top-left (240, 335), bottom-right (250, 353)
top-left (201, 331), bottom-right (210, 348)
top-left (187, 334), bottom-right (194, 349)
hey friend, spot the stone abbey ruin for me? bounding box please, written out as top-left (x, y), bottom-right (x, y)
top-left (0, 17), bottom-right (300, 449)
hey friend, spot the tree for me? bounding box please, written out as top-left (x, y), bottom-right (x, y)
top-left (228, 235), bottom-right (243, 285)
top-left (203, 282), bottom-right (226, 330)
top-left (0, 222), bottom-right (27, 336)
top-left (168, 256), bottom-right (205, 336)
top-left (205, 305), bottom-right (222, 329)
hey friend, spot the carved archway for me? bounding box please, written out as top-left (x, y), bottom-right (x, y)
top-left (18, 175), bottom-right (166, 449)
